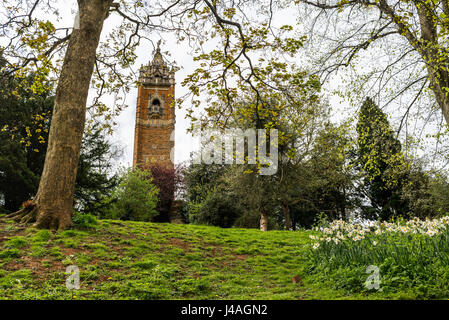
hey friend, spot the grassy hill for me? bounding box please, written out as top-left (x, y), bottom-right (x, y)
top-left (0, 218), bottom-right (416, 300)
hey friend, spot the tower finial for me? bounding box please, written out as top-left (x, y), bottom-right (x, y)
top-left (151, 40), bottom-right (165, 67)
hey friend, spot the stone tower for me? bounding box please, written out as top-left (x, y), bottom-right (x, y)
top-left (133, 41), bottom-right (176, 168)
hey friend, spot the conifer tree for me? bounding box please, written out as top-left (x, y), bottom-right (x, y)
top-left (356, 97), bottom-right (406, 220)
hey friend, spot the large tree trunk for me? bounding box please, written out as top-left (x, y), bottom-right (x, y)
top-left (260, 212), bottom-right (268, 232)
top-left (283, 203), bottom-right (292, 230)
top-left (6, 0), bottom-right (112, 230)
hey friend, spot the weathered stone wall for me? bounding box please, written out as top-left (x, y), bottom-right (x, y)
top-left (133, 84), bottom-right (175, 169)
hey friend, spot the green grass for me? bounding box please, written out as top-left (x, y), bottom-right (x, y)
top-left (0, 218), bottom-right (441, 300)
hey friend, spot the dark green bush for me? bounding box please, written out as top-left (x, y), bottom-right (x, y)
top-left (190, 193), bottom-right (242, 228)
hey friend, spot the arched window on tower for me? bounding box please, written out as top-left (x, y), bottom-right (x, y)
top-left (149, 97), bottom-right (163, 118)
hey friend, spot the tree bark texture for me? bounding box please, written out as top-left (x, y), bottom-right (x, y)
top-left (260, 212), bottom-right (268, 232)
top-left (6, 0), bottom-right (113, 230)
top-left (283, 203), bottom-right (292, 230)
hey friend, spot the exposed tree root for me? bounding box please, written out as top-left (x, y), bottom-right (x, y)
top-left (1, 199), bottom-right (73, 231)
top-left (2, 200), bottom-right (38, 225)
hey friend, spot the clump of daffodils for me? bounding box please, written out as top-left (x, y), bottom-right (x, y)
top-left (310, 216), bottom-right (449, 250)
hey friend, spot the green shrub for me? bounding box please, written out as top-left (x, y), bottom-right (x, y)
top-left (72, 212), bottom-right (98, 229)
top-left (190, 193), bottom-right (242, 228)
top-left (106, 168), bottom-right (159, 222)
top-left (233, 210), bottom-right (265, 229)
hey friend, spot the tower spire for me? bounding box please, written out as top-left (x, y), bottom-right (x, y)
top-left (151, 40), bottom-right (164, 66)
top-left (138, 40), bottom-right (174, 86)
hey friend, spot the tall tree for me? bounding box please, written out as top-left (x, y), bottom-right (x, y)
top-left (74, 124), bottom-right (121, 215)
top-left (356, 97), bottom-right (407, 220)
top-left (1, 0), bottom-right (301, 229)
top-left (196, 69), bottom-right (325, 230)
top-left (4, 1), bottom-right (113, 229)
